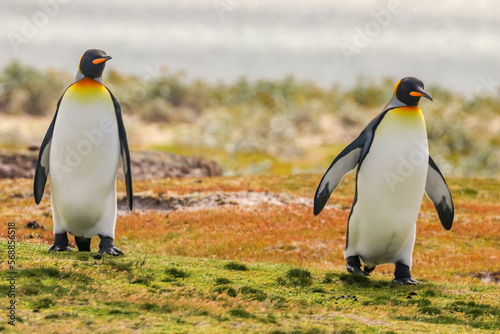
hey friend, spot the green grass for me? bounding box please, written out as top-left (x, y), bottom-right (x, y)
top-left (0, 242), bottom-right (498, 333)
top-left (224, 261), bottom-right (249, 271)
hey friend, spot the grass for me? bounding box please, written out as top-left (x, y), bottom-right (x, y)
top-left (224, 262), bottom-right (249, 271)
top-left (0, 174), bottom-right (499, 332)
top-left (0, 242), bottom-right (498, 333)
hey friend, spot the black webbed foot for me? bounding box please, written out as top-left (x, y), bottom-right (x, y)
top-left (393, 261), bottom-right (420, 285)
top-left (346, 256), bottom-right (367, 276)
top-left (98, 235), bottom-right (124, 256)
top-left (48, 233), bottom-right (72, 252)
top-left (393, 277), bottom-right (420, 285)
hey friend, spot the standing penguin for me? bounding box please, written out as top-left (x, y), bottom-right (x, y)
top-left (314, 77), bottom-right (453, 284)
top-left (34, 49), bottom-right (133, 255)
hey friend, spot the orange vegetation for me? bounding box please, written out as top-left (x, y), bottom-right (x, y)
top-left (1, 175), bottom-right (499, 283)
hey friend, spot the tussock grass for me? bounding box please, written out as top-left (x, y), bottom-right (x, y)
top-left (224, 261), bottom-right (249, 271)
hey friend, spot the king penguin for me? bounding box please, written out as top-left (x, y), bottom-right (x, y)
top-left (314, 77), bottom-right (454, 284)
top-left (34, 49), bottom-right (133, 255)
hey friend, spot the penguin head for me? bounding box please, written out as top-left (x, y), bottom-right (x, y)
top-left (393, 77), bottom-right (433, 106)
top-left (78, 49), bottom-right (112, 79)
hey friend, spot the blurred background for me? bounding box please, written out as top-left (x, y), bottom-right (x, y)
top-left (0, 0), bottom-right (499, 177)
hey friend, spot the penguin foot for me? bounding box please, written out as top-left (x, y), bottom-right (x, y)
top-left (48, 233), bottom-right (72, 252)
top-left (98, 236), bottom-right (124, 256)
top-left (346, 256), bottom-right (367, 276)
top-left (393, 261), bottom-right (420, 285)
top-left (74, 236), bottom-right (92, 252)
top-left (392, 277), bottom-right (420, 285)
top-left (48, 244), bottom-right (73, 252)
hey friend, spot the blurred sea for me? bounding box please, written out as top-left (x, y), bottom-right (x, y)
top-left (1, 0), bottom-right (499, 96)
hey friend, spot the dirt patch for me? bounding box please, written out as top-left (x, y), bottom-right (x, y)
top-left (0, 150), bottom-right (37, 178)
top-left (118, 190), bottom-right (317, 212)
top-left (473, 271), bottom-right (500, 284)
top-left (0, 149), bottom-right (222, 179)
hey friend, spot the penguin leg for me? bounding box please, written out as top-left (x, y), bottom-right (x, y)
top-left (74, 236), bottom-right (92, 252)
top-left (98, 235), bottom-right (124, 256)
top-left (363, 265), bottom-right (376, 276)
top-left (48, 233), bottom-right (73, 252)
top-left (346, 256), bottom-right (367, 276)
top-left (392, 261), bottom-right (420, 285)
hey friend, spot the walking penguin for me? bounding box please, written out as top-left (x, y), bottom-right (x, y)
top-left (314, 77), bottom-right (454, 284)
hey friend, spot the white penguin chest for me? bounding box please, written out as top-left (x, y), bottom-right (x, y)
top-left (360, 107), bottom-right (429, 197)
top-left (52, 99), bottom-right (119, 165)
top-left (49, 95), bottom-right (120, 190)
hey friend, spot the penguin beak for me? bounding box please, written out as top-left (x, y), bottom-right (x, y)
top-left (409, 88), bottom-right (433, 102)
top-left (92, 56), bottom-right (112, 64)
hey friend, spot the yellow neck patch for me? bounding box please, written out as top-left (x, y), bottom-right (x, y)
top-left (388, 106), bottom-right (424, 125)
top-left (66, 77), bottom-right (108, 104)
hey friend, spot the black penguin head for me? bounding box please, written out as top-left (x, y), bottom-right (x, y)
top-left (394, 77), bottom-right (433, 106)
top-left (78, 49), bottom-right (112, 78)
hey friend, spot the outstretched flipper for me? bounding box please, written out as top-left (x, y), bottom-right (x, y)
top-left (314, 112), bottom-right (388, 215)
top-left (314, 143), bottom-right (362, 215)
top-left (425, 156), bottom-right (454, 230)
top-left (33, 96), bottom-right (63, 204)
top-left (106, 88), bottom-right (133, 211)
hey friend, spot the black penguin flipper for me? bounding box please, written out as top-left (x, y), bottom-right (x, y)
top-left (34, 96), bottom-right (63, 204)
top-left (425, 156), bottom-right (454, 230)
top-left (313, 110), bottom-right (389, 216)
top-left (314, 141), bottom-right (362, 215)
top-left (107, 88), bottom-right (133, 211)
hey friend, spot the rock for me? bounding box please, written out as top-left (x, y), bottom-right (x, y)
top-left (27, 145), bottom-right (40, 152)
top-left (26, 221), bottom-right (40, 229)
top-left (473, 271), bottom-right (500, 284)
top-left (117, 191), bottom-right (314, 212)
top-left (0, 149), bottom-right (222, 180)
top-left (0, 150), bottom-right (37, 178)
top-left (126, 150), bottom-right (222, 180)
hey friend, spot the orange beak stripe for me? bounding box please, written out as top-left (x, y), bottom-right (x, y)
top-left (92, 58), bottom-right (108, 64)
top-left (410, 91), bottom-right (424, 97)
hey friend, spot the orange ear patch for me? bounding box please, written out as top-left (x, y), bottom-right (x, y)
top-left (393, 79), bottom-right (401, 97)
